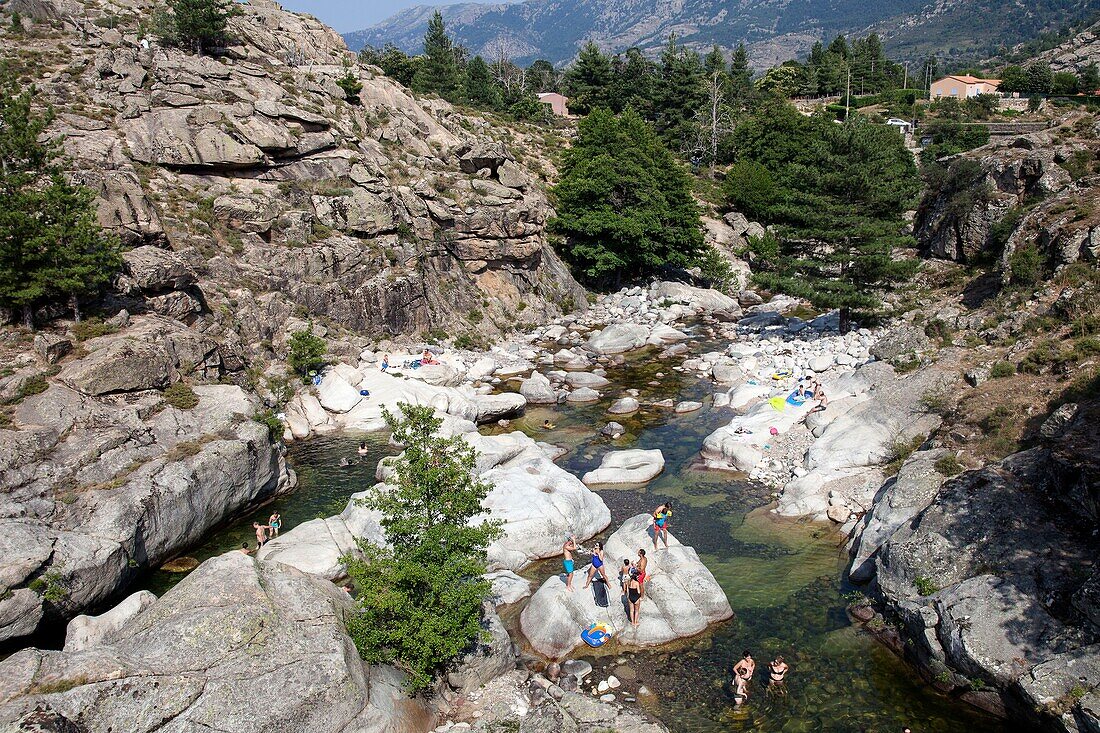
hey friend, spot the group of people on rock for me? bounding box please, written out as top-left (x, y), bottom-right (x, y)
top-left (560, 500), bottom-right (793, 702)
top-left (239, 512), bottom-right (283, 555)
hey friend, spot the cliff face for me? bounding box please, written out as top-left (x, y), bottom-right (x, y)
top-left (6, 0), bottom-right (583, 344)
top-left (915, 115), bottom-right (1100, 275)
top-left (0, 0), bottom-right (584, 648)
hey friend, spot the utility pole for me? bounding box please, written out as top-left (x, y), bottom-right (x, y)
top-left (903, 62), bottom-right (908, 89)
top-left (845, 66), bottom-right (851, 120)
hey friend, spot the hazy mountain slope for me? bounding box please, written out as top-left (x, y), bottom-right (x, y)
top-left (345, 0), bottom-right (1098, 68)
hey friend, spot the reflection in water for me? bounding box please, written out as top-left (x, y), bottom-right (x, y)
top-left (141, 327), bottom-right (1005, 732)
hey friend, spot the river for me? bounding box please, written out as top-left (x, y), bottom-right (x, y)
top-left (142, 327), bottom-right (1008, 733)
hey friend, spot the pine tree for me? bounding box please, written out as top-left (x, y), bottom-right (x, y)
top-left (563, 42), bottom-right (614, 114)
top-left (0, 86), bottom-right (121, 327)
top-left (551, 108), bottom-right (704, 284)
top-left (654, 36), bottom-right (707, 149)
top-left (162, 0), bottom-right (240, 56)
top-left (704, 45), bottom-right (726, 77)
top-left (411, 11), bottom-right (462, 100)
top-left (343, 403), bottom-right (502, 691)
top-left (610, 47), bottom-right (656, 116)
top-left (464, 55), bottom-right (500, 108)
top-left (729, 43), bottom-right (753, 98)
top-left (729, 103), bottom-right (919, 333)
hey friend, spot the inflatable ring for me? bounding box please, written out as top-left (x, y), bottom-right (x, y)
top-left (581, 622), bottom-right (612, 647)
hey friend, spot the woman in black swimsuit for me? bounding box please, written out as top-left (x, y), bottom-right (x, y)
top-left (627, 569), bottom-right (642, 627)
top-left (768, 656), bottom-right (789, 695)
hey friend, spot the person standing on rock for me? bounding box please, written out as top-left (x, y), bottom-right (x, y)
top-left (627, 568), bottom-right (643, 627)
top-left (253, 522), bottom-right (268, 547)
top-left (583, 541), bottom-right (610, 588)
top-left (268, 512), bottom-right (282, 538)
top-left (562, 535), bottom-right (577, 591)
top-left (636, 549), bottom-right (648, 593)
top-left (380, 354), bottom-right (390, 372)
top-left (651, 502), bottom-right (673, 550)
top-left (809, 379), bottom-right (828, 413)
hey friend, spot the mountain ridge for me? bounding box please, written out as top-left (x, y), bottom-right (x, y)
top-left (344, 0), bottom-right (1099, 69)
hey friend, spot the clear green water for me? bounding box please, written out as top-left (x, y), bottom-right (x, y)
top-left (138, 432), bottom-right (396, 596)
top-left (144, 327), bottom-right (1006, 732)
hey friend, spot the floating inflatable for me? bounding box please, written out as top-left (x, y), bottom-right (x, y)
top-left (581, 622), bottom-right (612, 648)
top-left (785, 390), bottom-right (814, 406)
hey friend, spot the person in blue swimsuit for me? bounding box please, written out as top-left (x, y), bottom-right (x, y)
top-left (562, 535), bottom-right (577, 592)
top-left (583, 541), bottom-right (610, 589)
top-left (651, 501), bottom-right (673, 550)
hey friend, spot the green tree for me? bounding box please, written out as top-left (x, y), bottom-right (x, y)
top-left (360, 43), bottom-right (422, 88)
top-left (0, 86), bottom-right (121, 327)
top-left (411, 11), bottom-right (462, 100)
top-left (729, 43), bottom-right (753, 97)
top-left (550, 108), bottom-right (704, 285)
top-left (729, 103), bottom-right (919, 333)
top-left (653, 37), bottom-right (707, 147)
top-left (286, 328), bottom-right (327, 380)
top-left (564, 42), bottom-right (614, 114)
top-left (755, 64), bottom-right (804, 98)
top-left (161, 0), bottom-right (241, 55)
top-left (336, 59), bottom-right (363, 102)
top-left (1080, 64), bottom-right (1100, 94)
top-left (722, 159), bottom-right (778, 220)
top-left (343, 403), bottom-right (502, 691)
top-left (1025, 62), bottom-right (1054, 94)
top-left (610, 47), bottom-right (656, 116)
top-left (1051, 71), bottom-right (1079, 95)
top-left (999, 65), bottom-right (1028, 94)
top-left (463, 55), bottom-right (500, 108)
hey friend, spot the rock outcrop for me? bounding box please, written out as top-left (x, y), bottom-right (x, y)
top-left (915, 117), bottom-right (1098, 276)
top-left (581, 449), bottom-right (665, 486)
top-left (870, 400), bottom-right (1100, 730)
top-left (519, 514), bottom-right (732, 659)
top-left (0, 370), bottom-right (293, 646)
top-left (0, 552), bottom-right (435, 733)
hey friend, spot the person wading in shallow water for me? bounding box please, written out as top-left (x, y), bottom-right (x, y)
top-left (253, 522), bottom-right (268, 547)
top-left (562, 535), bottom-right (577, 591)
top-left (732, 650), bottom-right (755, 700)
top-left (768, 656), bottom-right (789, 694)
top-left (651, 501), bottom-right (673, 550)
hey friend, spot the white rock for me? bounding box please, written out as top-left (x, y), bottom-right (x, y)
top-left (316, 373), bottom-right (363, 413)
top-left (63, 590), bottom-right (157, 652)
top-left (586, 323), bottom-right (650, 355)
top-left (674, 401), bottom-right (702, 413)
top-left (566, 387), bottom-right (600, 402)
top-left (519, 514), bottom-right (732, 658)
top-left (608, 397), bottom-right (640, 414)
top-left (581, 449), bottom-right (665, 486)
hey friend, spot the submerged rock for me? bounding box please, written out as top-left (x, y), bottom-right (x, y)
top-left (581, 449), bottom-right (665, 486)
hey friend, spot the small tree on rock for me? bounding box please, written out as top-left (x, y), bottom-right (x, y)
top-left (286, 328), bottom-right (326, 380)
top-left (411, 11), bottom-right (462, 100)
top-left (343, 403), bottom-right (502, 691)
top-left (160, 0), bottom-right (241, 56)
top-left (0, 85), bottom-right (121, 327)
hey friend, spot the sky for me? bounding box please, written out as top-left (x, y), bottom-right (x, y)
top-left (279, 0), bottom-right (472, 33)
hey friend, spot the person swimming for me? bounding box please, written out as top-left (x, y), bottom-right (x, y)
top-left (357, 442), bottom-right (369, 456)
top-left (542, 419), bottom-right (556, 430)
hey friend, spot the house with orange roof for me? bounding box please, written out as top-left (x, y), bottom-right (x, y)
top-left (930, 75), bottom-right (1002, 99)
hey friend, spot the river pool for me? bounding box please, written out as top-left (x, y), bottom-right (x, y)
top-left (144, 332), bottom-right (1008, 733)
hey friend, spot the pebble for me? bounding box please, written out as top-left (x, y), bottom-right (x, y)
top-left (599, 693), bottom-right (616, 702)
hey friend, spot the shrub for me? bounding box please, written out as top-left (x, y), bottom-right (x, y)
top-left (884, 435), bottom-right (924, 476)
top-left (287, 328), bottom-right (327, 381)
top-left (989, 361), bottom-right (1016, 378)
top-left (13, 373), bottom-right (48, 402)
top-left (1008, 245), bottom-right (1044, 287)
top-left (162, 382), bottom-right (199, 410)
top-left (924, 318), bottom-right (954, 346)
top-left (28, 571), bottom-right (68, 603)
top-left (934, 454), bottom-right (964, 476)
top-left (914, 575), bottom-right (939, 596)
top-left (71, 317), bottom-right (118, 342)
top-left (1019, 340), bottom-right (1066, 374)
top-left (253, 409), bottom-right (284, 441)
top-left (336, 69), bottom-right (363, 102)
